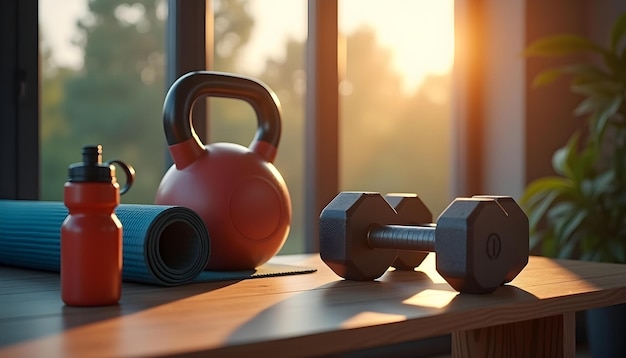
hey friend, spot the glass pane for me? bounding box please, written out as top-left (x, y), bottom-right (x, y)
top-left (339, 0), bottom-right (454, 217)
top-left (209, 0), bottom-right (307, 254)
top-left (39, 0), bottom-right (167, 204)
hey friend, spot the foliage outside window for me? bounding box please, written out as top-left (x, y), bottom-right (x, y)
top-left (41, 0), bottom-right (452, 255)
top-left (41, 0), bottom-right (167, 203)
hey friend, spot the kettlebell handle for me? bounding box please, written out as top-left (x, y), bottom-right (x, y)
top-left (163, 71), bottom-right (282, 165)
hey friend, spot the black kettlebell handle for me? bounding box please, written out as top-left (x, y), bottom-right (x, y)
top-left (163, 71), bottom-right (282, 162)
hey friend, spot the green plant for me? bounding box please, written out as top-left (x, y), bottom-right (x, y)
top-left (521, 13), bottom-right (626, 263)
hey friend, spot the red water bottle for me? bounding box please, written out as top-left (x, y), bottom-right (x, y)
top-left (61, 145), bottom-right (134, 306)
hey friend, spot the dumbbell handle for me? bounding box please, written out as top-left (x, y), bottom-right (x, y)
top-left (368, 224), bottom-right (436, 252)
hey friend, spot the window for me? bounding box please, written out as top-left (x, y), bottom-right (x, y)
top-left (38, 0), bottom-right (455, 254)
top-left (338, 0), bottom-right (454, 217)
top-left (39, 0), bottom-right (167, 205)
top-left (40, 0), bottom-right (452, 253)
top-left (208, 0), bottom-right (308, 253)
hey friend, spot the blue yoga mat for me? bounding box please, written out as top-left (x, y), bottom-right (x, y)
top-left (0, 200), bottom-right (315, 286)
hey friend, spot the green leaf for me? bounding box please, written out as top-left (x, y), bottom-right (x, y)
top-left (548, 200), bottom-right (578, 219)
top-left (569, 64), bottom-right (613, 83)
top-left (552, 134), bottom-right (584, 179)
top-left (590, 170), bottom-right (616, 198)
top-left (527, 190), bottom-right (560, 230)
top-left (520, 176), bottom-right (572, 234)
top-left (567, 134), bottom-right (602, 185)
top-left (533, 64), bottom-right (611, 88)
top-left (525, 34), bottom-right (606, 57)
top-left (579, 234), bottom-right (593, 253)
top-left (571, 81), bottom-right (622, 97)
top-left (611, 13), bottom-right (626, 52)
top-left (604, 52), bottom-right (625, 75)
top-left (552, 146), bottom-right (569, 176)
top-left (559, 233), bottom-right (582, 259)
top-left (532, 68), bottom-right (564, 87)
top-left (521, 176), bottom-right (571, 207)
top-left (541, 233), bottom-right (560, 257)
top-left (573, 144), bottom-right (598, 182)
top-left (573, 97), bottom-right (597, 117)
top-left (529, 231), bottom-right (545, 250)
top-left (614, 145), bottom-right (626, 180)
top-left (592, 95), bottom-right (622, 141)
top-left (581, 248), bottom-right (606, 262)
top-left (580, 178), bottom-right (595, 199)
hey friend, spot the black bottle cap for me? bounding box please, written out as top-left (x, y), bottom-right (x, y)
top-left (68, 145), bottom-right (115, 183)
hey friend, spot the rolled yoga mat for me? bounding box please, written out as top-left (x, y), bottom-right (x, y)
top-left (0, 200), bottom-right (315, 286)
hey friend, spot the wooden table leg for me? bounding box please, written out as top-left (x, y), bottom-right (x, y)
top-left (452, 312), bottom-right (576, 357)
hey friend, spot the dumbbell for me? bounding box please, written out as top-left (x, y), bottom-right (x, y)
top-left (319, 192), bottom-right (529, 294)
top-left (385, 194), bottom-right (431, 270)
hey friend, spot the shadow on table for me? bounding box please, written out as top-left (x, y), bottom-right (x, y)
top-left (0, 266), bottom-right (240, 347)
top-left (224, 271), bottom-right (539, 357)
top-left (1, 258), bottom-right (316, 347)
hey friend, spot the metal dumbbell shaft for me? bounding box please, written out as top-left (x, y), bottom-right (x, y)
top-left (368, 224), bottom-right (436, 252)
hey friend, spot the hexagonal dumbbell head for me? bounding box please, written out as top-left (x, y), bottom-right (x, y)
top-left (319, 192), bottom-right (398, 280)
top-left (473, 195), bottom-right (529, 283)
top-left (435, 196), bottom-right (529, 294)
top-left (385, 193), bottom-right (432, 270)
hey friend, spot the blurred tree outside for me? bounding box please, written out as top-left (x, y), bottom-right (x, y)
top-left (209, 25), bottom-right (451, 252)
top-left (41, 0), bottom-right (255, 204)
top-left (41, 0), bottom-right (168, 203)
top-left (212, 0), bottom-right (254, 72)
top-left (41, 0), bottom-right (451, 254)
top-left (340, 27), bottom-right (451, 217)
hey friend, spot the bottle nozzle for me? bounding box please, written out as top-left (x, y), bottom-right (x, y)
top-left (68, 145), bottom-right (134, 195)
top-left (82, 145), bottom-right (103, 165)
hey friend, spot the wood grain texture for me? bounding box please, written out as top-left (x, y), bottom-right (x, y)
top-left (452, 312), bottom-right (576, 357)
top-left (1, 254), bottom-right (626, 357)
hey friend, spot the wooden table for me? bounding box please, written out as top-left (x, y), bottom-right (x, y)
top-left (1, 254), bottom-right (626, 357)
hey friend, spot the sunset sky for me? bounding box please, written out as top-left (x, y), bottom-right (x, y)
top-left (39, 0), bottom-right (454, 93)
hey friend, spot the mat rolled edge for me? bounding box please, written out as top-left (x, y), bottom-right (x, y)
top-left (117, 204), bottom-right (210, 286)
top-left (0, 200), bottom-right (210, 286)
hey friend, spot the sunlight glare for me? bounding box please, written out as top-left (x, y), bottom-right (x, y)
top-left (340, 0), bottom-right (454, 93)
top-left (340, 311), bottom-right (407, 329)
top-left (402, 289), bottom-right (458, 309)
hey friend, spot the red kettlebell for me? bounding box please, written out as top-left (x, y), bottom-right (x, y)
top-left (155, 71), bottom-right (291, 270)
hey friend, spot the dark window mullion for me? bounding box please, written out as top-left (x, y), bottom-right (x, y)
top-left (0, 0), bottom-right (39, 200)
top-left (305, 0), bottom-right (339, 252)
top-left (165, 0), bottom-right (209, 152)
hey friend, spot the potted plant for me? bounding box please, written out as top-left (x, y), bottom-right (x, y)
top-left (521, 12), bottom-right (626, 356)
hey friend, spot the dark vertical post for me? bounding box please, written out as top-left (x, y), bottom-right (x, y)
top-left (304, 0), bottom-right (339, 252)
top-left (165, 0), bottom-right (209, 165)
top-left (451, 0), bottom-right (485, 198)
top-left (0, 0), bottom-right (39, 200)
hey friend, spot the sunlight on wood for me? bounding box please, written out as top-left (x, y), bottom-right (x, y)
top-left (3, 255), bottom-right (626, 356)
top-left (512, 258), bottom-right (603, 293)
top-left (340, 311), bottom-right (407, 329)
top-left (402, 289), bottom-right (458, 309)
top-left (418, 254), bottom-right (448, 284)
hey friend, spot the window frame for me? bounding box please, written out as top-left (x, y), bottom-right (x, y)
top-left (170, 0), bottom-right (340, 252)
top-left (165, 0), bottom-right (209, 153)
top-left (0, 0), bottom-right (39, 200)
top-left (304, 0), bottom-right (339, 252)
top-left (11, 0), bottom-right (622, 248)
